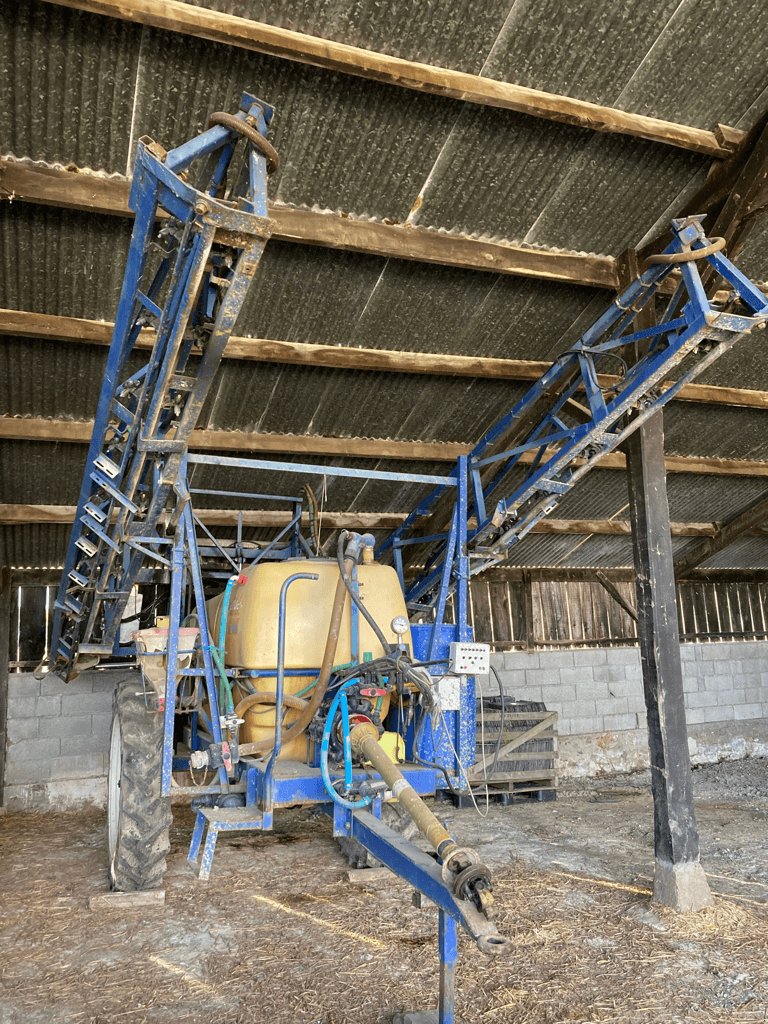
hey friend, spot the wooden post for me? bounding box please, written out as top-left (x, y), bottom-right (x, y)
top-left (521, 569), bottom-right (534, 650)
top-left (625, 416), bottom-right (712, 911)
top-left (0, 566), bottom-right (12, 806)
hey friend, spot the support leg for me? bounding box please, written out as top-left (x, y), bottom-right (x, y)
top-left (438, 910), bottom-right (458, 1024)
top-left (187, 810), bottom-right (207, 863)
top-left (625, 412), bottom-right (713, 911)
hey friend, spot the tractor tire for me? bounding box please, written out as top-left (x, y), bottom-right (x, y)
top-left (107, 673), bottom-right (172, 891)
top-left (337, 801), bottom-right (420, 868)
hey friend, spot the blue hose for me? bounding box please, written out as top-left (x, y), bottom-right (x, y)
top-left (320, 679), bottom-right (371, 810)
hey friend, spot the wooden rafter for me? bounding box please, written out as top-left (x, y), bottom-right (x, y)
top-left (3, 309), bottom-right (768, 412)
top-left (0, 503), bottom-right (731, 537)
top-left (40, 0), bottom-right (741, 157)
top-left (0, 159), bottom-right (616, 289)
top-left (673, 493), bottom-right (768, 577)
top-left (638, 111), bottom-right (768, 264)
top-left (2, 417), bottom-right (768, 479)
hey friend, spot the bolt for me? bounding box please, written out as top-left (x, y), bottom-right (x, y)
top-left (195, 200), bottom-right (210, 216)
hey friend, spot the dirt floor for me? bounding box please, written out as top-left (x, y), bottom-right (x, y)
top-left (1, 760), bottom-right (768, 1024)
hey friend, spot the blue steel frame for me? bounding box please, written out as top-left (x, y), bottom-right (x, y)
top-left (50, 92), bottom-right (276, 681)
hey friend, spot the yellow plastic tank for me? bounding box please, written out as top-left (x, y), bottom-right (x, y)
top-left (206, 559), bottom-right (410, 757)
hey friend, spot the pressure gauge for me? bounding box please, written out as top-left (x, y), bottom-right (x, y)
top-left (390, 615), bottom-right (409, 636)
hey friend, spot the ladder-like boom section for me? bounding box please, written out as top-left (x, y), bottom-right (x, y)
top-left (380, 217), bottom-right (768, 612)
top-left (51, 93), bottom-right (278, 679)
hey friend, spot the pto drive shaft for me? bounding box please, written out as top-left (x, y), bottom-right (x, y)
top-left (350, 722), bottom-right (495, 916)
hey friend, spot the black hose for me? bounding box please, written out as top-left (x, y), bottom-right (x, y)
top-left (337, 532), bottom-right (393, 655)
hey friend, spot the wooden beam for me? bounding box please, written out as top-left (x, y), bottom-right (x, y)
top-left (4, 308), bottom-right (768, 412)
top-left (673, 492), bottom-right (768, 577)
top-left (0, 502), bottom-right (737, 539)
top-left (41, 0), bottom-right (740, 157)
top-left (0, 504), bottom-right (407, 529)
top-left (478, 566), bottom-right (768, 584)
top-left (699, 120), bottom-right (768, 295)
top-left (0, 160), bottom-right (617, 289)
top-left (638, 111), bottom-right (768, 264)
top-left (596, 569), bottom-right (638, 622)
top-left (0, 417), bottom-right (466, 462)
top-left (3, 416), bottom-right (768, 478)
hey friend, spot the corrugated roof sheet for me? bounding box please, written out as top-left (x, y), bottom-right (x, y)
top-left (3, 0), bottom-right (768, 571)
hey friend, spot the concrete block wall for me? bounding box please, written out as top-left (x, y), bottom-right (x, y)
top-left (485, 640), bottom-right (768, 776)
top-left (3, 642), bottom-right (768, 807)
top-left (3, 668), bottom-right (115, 809)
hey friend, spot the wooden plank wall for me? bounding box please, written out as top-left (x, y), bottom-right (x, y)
top-left (463, 578), bottom-right (768, 649)
top-left (8, 578), bottom-right (768, 668)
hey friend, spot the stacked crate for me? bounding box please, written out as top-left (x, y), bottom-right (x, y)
top-left (469, 697), bottom-right (558, 802)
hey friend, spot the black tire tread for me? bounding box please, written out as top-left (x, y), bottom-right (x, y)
top-left (109, 675), bottom-right (172, 891)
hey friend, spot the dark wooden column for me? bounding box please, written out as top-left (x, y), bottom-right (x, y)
top-left (0, 566), bottom-right (12, 807)
top-left (625, 414), bottom-right (712, 910)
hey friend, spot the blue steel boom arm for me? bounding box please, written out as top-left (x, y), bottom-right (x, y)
top-left (381, 217), bottom-right (768, 613)
top-left (50, 94), bottom-right (278, 680)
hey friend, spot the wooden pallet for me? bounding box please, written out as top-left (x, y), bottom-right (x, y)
top-left (469, 700), bottom-right (558, 800)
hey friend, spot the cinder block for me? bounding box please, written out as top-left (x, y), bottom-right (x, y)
top-left (7, 717), bottom-right (39, 742)
top-left (558, 667), bottom-right (595, 688)
top-left (563, 715), bottom-right (602, 736)
top-left (485, 669), bottom-right (528, 691)
top-left (538, 682), bottom-right (578, 703)
top-left (679, 644), bottom-right (698, 662)
top-left (35, 695), bottom-right (62, 717)
top-left (7, 696), bottom-right (37, 719)
top-left (573, 679), bottom-right (611, 702)
top-left (734, 703), bottom-right (763, 720)
top-left (38, 674), bottom-right (70, 696)
top-left (39, 714), bottom-right (92, 740)
top-left (703, 674), bottom-right (732, 692)
top-left (6, 736), bottom-right (61, 761)
top-left (91, 712), bottom-right (113, 739)
top-left (595, 696), bottom-right (629, 717)
top-left (685, 707), bottom-right (706, 725)
top-left (701, 644), bottom-right (734, 661)
top-left (505, 650), bottom-right (539, 671)
top-left (557, 699), bottom-right (596, 721)
top-left (605, 648), bottom-right (640, 667)
top-left (719, 688), bottom-right (745, 706)
top-left (745, 686), bottom-right (767, 705)
top-left (626, 694), bottom-right (647, 715)
top-left (3, 759), bottom-right (51, 785)
top-left (60, 691), bottom-right (112, 717)
top-left (713, 661), bottom-right (736, 677)
top-left (572, 649), bottom-right (608, 667)
top-left (592, 665), bottom-right (626, 684)
top-left (523, 668), bottom-right (563, 689)
top-left (49, 754), bottom-right (104, 780)
top-left (602, 713), bottom-right (639, 732)
top-left (686, 691), bottom-right (717, 709)
top-left (7, 675), bottom-right (39, 699)
top-left (603, 678), bottom-right (642, 699)
top-left (537, 650), bottom-right (574, 669)
top-left (704, 705), bottom-right (733, 722)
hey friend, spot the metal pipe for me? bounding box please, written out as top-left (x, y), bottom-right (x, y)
top-left (267, 572), bottom-right (319, 776)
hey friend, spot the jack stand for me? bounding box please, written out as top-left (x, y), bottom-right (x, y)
top-left (393, 910), bottom-right (458, 1024)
